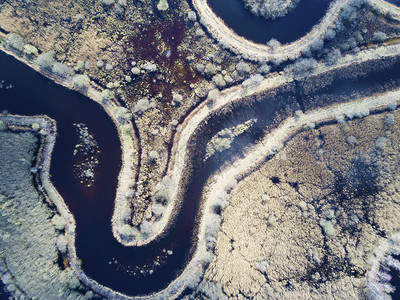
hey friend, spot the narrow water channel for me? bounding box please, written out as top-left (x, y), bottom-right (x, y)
top-left (205, 0), bottom-right (331, 44)
top-left (1, 49), bottom-right (400, 298)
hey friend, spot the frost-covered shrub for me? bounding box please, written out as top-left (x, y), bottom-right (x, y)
top-left (116, 107), bottom-right (132, 121)
top-left (258, 64), bottom-right (271, 75)
top-left (387, 101), bottom-right (397, 111)
top-left (195, 63), bottom-right (205, 74)
top-left (148, 150), bottom-right (159, 162)
top-left (116, 4), bottom-right (125, 16)
top-left (56, 235), bottom-right (67, 254)
top-left (7, 33), bottom-right (25, 53)
top-left (172, 93), bottom-right (183, 106)
top-left (310, 38), bottom-right (324, 53)
top-left (102, 0), bottom-right (114, 5)
top-left (23, 44), bottom-right (39, 57)
top-left (62, 269), bottom-right (80, 290)
top-left (51, 214), bottom-right (65, 230)
top-left (104, 63), bottom-right (113, 71)
top-left (325, 28), bottom-right (336, 41)
top-left (72, 74), bottom-right (90, 91)
top-left (290, 58), bottom-right (317, 77)
top-left (212, 190), bottom-right (230, 212)
top-left (236, 61), bottom-right (251, 75)
top-left (385, 113), bottom-right (394, 127)
top-left (73, 60), bottom-right (84, 72)
top-left (134, 98), bottom-right (150, 115)
top-left (52, 62), bottom-right (74, 79)
top-left (304, 121), bottom-right (316, 130)
top-left (142, 62), bottom-right (157, 73)
top-left (131, 67), bottom-right (140, 75)
top-left (375, 137), bottom-right (387, 150)
top-left (188, 11), bottom-right (196, 21)
top-left (320, 219), bottom-right (335, 236)
top-left (354, 107), bottom-right (370, 118)
top-left (204, 63), bottom-right (217, 76)
top-left (242, 73), bottom-right (263, 87)
top-left (366, 234), bottom-right (400, 300)
top-left (225, 178), bottom-right (237, 192)
top-left (224, 75), bottom-right (233, 83)
top-left (157, 0), bottom-right (169, 11)
top-left (155, 176), bottom-right (171, 204)
top-left (96, 60), bottom-right (104, 68)
top-left (326, 48), bottom-right (341, 66)
top-left (241, 0), bottom-right (299, 20)
top-left (101, 89), bottom-right (115, 101)
top-left (267, 38), bottom-right (281, 50)
top-left (37, 51), bottom-right (55, 70)
top-left (336, 115), bottom-right (345, 124)
top-left (205, 214), bottom-right (221, 248)
top-left (195, 28), bottom-right (204, 37)
top-left (267, 215), bottom-right (277, 226)
top-left (84, 61), bottom-right (91, 70)
top-left (0, 120), bottom-right (7, 131)
top-left (207, 88), bottom-right (220, 102)
top-left (31, 123), bottom-right (40, 131)
top-left (197, 280), bottom-right (228, 300)
top-left (255, 260), bottom-right (268, 273)
top-left (120, 224), bottom-right (139, 238)
top-left (140, 221), bottom-right (152, 235)
top-left (151, 203), bottom-right (164, 217)
top-left (171, 119), bottom-right (179, 128)
top-left (212, 74), bottom-right (226, 88)
top-left (373, 31), bottom-right (387, 43)
top-left (347, 135), bottom-right (358, 146)
top-left (84, 291), bottom-right (94, 299)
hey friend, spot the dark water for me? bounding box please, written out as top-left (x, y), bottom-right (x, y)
top-left (1, 49), bottom-right (400, 298)
top-left (206, 0), bottom-right (332, 44)
top-left (386, 0), bottom-right (400, 5)
top-left (390, 255), bottom-right (400, 299)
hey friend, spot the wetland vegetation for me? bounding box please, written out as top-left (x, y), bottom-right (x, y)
top-left (1, 0), bottom-right (400, 299)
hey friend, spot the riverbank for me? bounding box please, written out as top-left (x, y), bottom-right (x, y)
top-left (2, 21), bottom-right (400, 300)
top-left (193, 0), bottom-right (400, 61)
top-left (0, 45), bottom-right (142, 247)
top-left (0, 115), bottom-right (95, 299)
top-left (201, 97), bottom-right (400, 298)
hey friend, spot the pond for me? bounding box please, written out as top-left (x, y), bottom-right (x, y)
top-left (206, 0), bottom-right (332, 44)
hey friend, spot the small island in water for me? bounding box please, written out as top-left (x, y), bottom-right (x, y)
top-left (1, 0), bottom-right (400, 299)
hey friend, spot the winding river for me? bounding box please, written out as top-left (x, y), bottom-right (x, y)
top-left (2, 48), bottom-right (400, 299)
top-left (206, 0), bottom-right (332, 44)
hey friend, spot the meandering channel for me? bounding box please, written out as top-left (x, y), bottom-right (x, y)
top-left (2, 40), bottom-right (400, 299)
top-left (206, 0), bottom-right (331, 44)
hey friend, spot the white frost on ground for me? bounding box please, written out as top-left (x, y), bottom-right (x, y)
top-left (0, 116), bottom-right (89, 299)
top-left (193, 0), bottom-right (400, 62)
